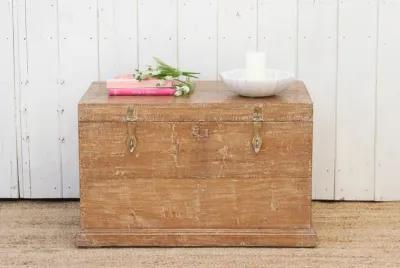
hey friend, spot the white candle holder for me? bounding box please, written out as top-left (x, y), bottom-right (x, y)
top-left (219, 69), bottom-right (295, 97)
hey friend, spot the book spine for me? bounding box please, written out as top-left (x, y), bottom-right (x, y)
top-left (108, 88), bottom-right (176, 96)
top-left (106, 79), bottom-right (174, 89)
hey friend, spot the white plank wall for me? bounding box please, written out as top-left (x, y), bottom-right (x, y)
top-left (20, 0), bottom-right (62, 198)
top-left (218, 0), bottom-right (257, 72)
top-left (298, 0), bottom-right (338, 200)
top-left (336, 0), bottom-right (377, 200)
top-left (98, 0), bottom-right (138, 80)
top-left (178, 0), bottom-right (218, 79)
top-left (0, 0), bottom-right (18, 198)
top-left (375, 0), bottom-right (400, 201)
top-left (13, 0), bottom-right (30, 198)
top-left (258, 0), bottom-right (298, 74)
top-left (138, 0), bottom-right (177, 68)
top-left (58, 0), bottom-right (98, 198)
top-left (1, 0), bottom-right (400, 200)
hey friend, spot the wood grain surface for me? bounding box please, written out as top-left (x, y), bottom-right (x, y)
top-left (80, 177), bottom-right (311, 230)
top-left (79, 122), bottom-right (312, 179)
top-left (79, 81), bottom-right (312, 122)
top-left (76, 228), bottom-right (316, 247)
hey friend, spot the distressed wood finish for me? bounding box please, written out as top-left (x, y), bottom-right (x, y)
top-left (79, 81), bottom-right (313, 122)
top-left (77, 81), bottom-right (316, 247)
top-left (76, 228), bottom-right (316, 247)
top-left (80, 178), bottom-right (311, 230)
top-left (79, 122), bottom-right (312, 179)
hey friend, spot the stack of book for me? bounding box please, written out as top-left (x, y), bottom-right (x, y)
top-left (106, 74), bottom-right (176, 96)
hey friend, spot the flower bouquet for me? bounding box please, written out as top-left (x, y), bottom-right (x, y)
top-left (107, 58), bottom-right (199, 97)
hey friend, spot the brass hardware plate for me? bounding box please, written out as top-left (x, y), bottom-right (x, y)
top-left (126, 106), bottom-right (137, 122)
top-left (127, 134), bottom-right (137, 153)
top-left (252, 106), bottom-right (263, 154)
top-left (253, 106), bottom-right (263, 122)
top-left (126, 122), bottom-right (137, 153)
top-left (126, 106), bottom-right (137, 153)
top-left (252, 121), bottom-right (262, 153)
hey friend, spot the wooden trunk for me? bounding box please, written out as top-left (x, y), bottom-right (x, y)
top-left (76, 81), bottom-right (316, 247)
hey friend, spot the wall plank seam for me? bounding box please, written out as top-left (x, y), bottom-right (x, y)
top-left (11, 0), bottom-right (20, 198)
top-left (373, 0), bottom-right (380, 201)
top-left (333, 0), bottom-right (339, 200)
top-left (295, 0), bottom-right (299, 78)
top-left (96, 0), bottom-right (101, 80)
top-left (55, 0), bottom-right (63, 198)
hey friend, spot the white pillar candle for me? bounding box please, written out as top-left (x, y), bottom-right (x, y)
top-left (246, 51), bottom-right (266, 80)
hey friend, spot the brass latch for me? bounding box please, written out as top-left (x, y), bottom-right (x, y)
top-left (126, 106), bottom-right (137, 122)
top-left (126, 106), bottom-right (137, 153)
top-left (252, 106), bottom-right (263, 154)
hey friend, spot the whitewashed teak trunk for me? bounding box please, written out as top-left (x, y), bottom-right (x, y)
top-left (1, 0), bottom-right (400, 200)
top-left (76, 81), bottom-right (316, 247)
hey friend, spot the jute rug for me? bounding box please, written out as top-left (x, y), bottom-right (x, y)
top-left (0, 201), bottom-right (399, 267)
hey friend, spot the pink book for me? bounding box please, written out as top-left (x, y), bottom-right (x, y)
top-left (108, 88), bottom-right (176, 96)
top-left (107, 74), bottom-right (174, 89)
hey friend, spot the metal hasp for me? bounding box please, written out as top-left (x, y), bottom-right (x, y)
top-left (252, 106), bottom-right (263, 154)
top-left (126, 106), bottom-right (137, 153)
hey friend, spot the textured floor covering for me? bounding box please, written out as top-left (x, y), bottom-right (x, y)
top-left (0, 201), bottom-right (399, 268)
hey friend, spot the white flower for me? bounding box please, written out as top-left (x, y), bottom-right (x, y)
top-left (181, 85), bottom-right (190, 94)
top-left (141, 73), bottom-right (151, 80)
top-left (174, 90), bottom-right (182, 96)
top-left (152, 70), bottom-right (161, 76)
top-left (142, 70), bottom-right (151, 75)
top-left (165, 75), bottom-right (174, 81)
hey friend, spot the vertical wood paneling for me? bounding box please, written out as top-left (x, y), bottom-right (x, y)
top-left (138, 0), bottom-right (177, 68)
top-left (14, 0), bottom-right (29, 198)
top-left (298, 0), bottom-right (337, 200)
top-left (375, 0), bottom-right (400, 201)
top-left (336, 0), bottom-right (377, 200)
top-left (98, 0), bottom-right (138, 80)
top-left (21, 0), bottom-right (61, 198)
top-left (178, 0), bottom-right (217, 80)
top-left (218, 0), bottom-right (257, 72)
top-left (58, 0), bottom-right (98, 198)
top-left (0, 0), bottom-right (18, 198)
top-left (258, 0), bottom-right (298, 74)
top-left (4, 0), bottom-right (400, 200)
